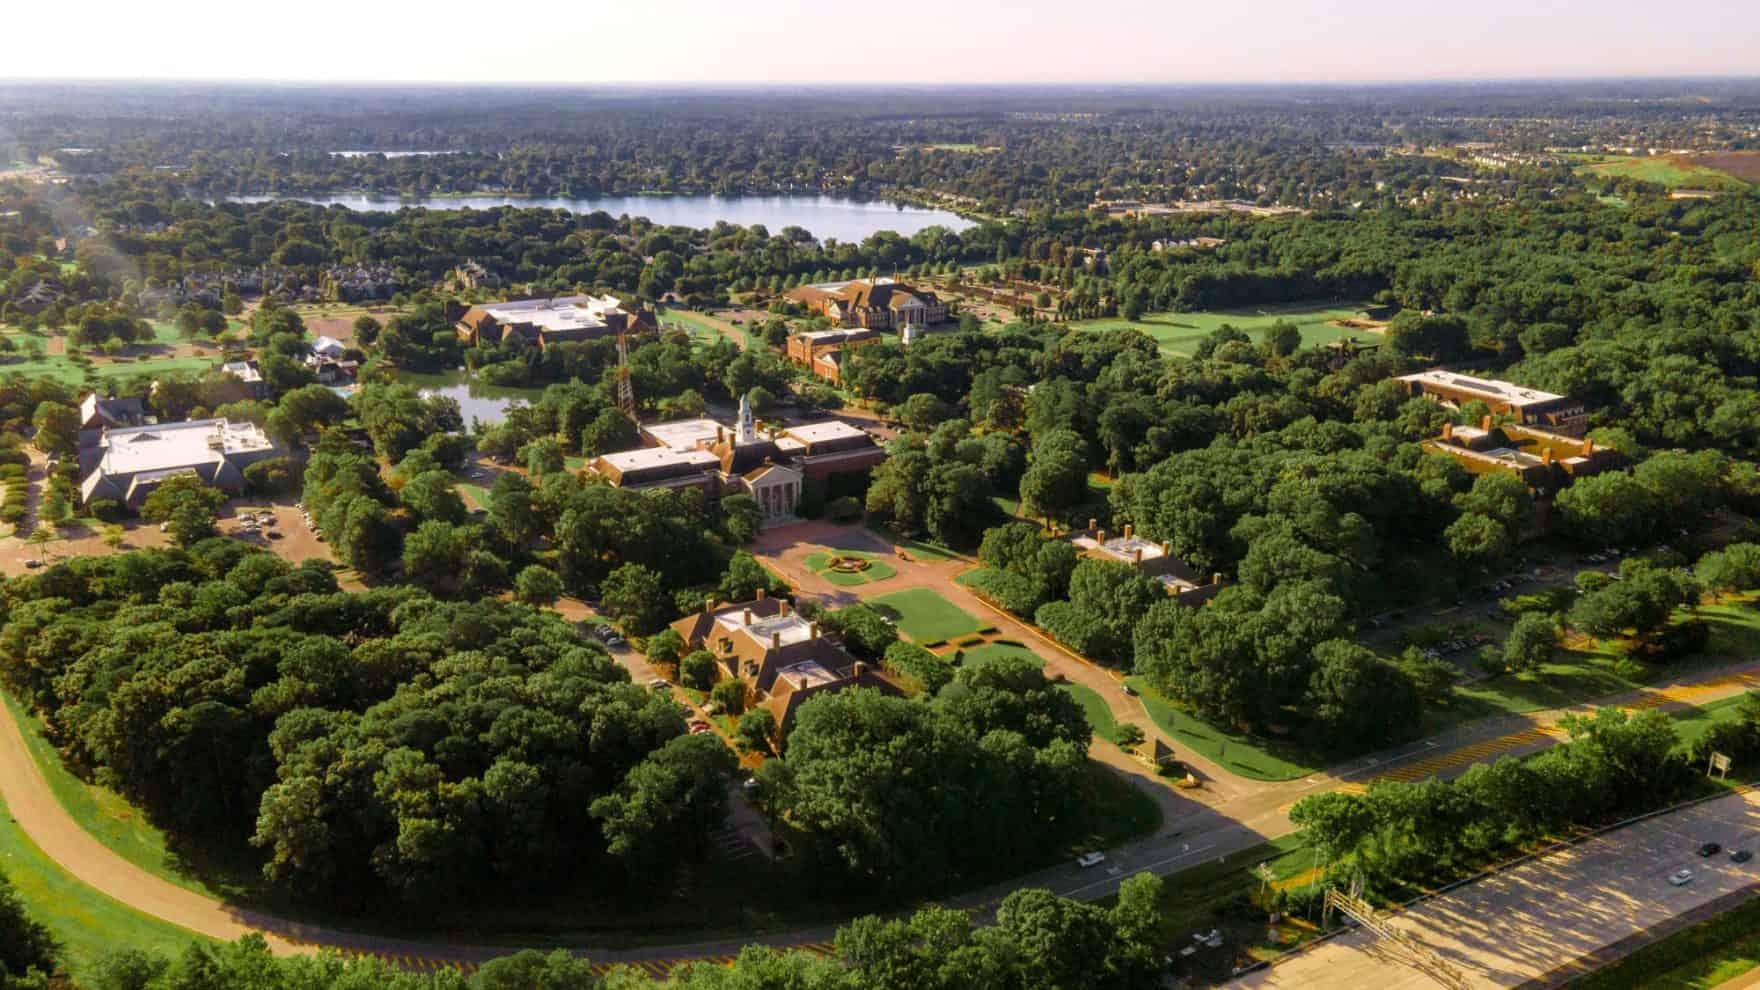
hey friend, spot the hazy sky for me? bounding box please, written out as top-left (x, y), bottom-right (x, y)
top-left (8, 0), bottom-right (1759, 84)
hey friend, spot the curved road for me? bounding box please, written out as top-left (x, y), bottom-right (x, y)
top-left (4, 533), bottom-right (1760, 974)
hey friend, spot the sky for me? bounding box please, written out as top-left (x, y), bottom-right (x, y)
top-left (7, 0), bottom-right (1760, 84)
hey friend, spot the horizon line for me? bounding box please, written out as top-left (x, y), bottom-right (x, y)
top-left (4, 74), bottom-right (1760, 90)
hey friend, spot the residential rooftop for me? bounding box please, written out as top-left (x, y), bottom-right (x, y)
top-left (775, 660), bottom-right (842, 691)
top-left (715, 610), bottom-right (818, 650)
top-left (92, 419), bottom-right (274, 477)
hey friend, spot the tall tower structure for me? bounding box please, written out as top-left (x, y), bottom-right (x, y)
top-left (737, 392), bottom-right (756, 443)
top-left (615, 330), bottom-right (637, 421)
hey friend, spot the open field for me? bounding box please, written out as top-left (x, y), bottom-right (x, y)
top-left (1573, 154), bottom-right (1752, 190)
top-left (868, 588), bottom-right (985, 644)
top-left (1060, 682), bottom-right (1129, 746)
top-left (962, 640), bottom-right (1045, 668)
top-left (1069, 301), bottom-right (1378, 356)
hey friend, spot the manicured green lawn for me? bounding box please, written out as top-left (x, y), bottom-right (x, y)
top-left (1060, 682), bottom-right (1132, 746)
top-left (868, 588), bottom-right (983, 643)
top-left (1447, 601), bottom-right (1760, 728)
top-left (1069, 301), bottom-right (1377, 357)
top-left (0, 351), bottom-right (213, 386)
top-left (1126, 678), bottom-right (1318, 782)
top-left (960, 641), bottom-right (1044, 667)
top-left (802, 550), bottom-right (896, 587)
top-left (0, 700), bottom-right (210, 975)
top-left (457, 482), bottom-right (492, 511)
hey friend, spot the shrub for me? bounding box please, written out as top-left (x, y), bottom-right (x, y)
top-left (243, 457), bottom-right (300, 495)
top-left (883, 640), bottom-right (952, 695)
top-left (963, 567), bottom-right (1041, 615)
top-left (710, 677), bottom-right (747, 716)
top-left (680, 650), bottom-right (718, 690)
top-left (1034, 600), bottom-right (1109, 658)
top-left (87, 498), bottom-right (127, 523)
top-left (826, 496), bottom-right (863, 522)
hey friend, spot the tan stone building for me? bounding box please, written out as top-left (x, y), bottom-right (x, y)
top-left (785, 278), bottom-right (947, 331)
top-left (1072, 522), bottom-right (1227, 607)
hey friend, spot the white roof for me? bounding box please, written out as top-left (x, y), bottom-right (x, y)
top-left (783, 421), bottom-right (870, 445)
top-left (598, 447), bottom-right (718, 473)
top-left (1398, 371), bottom-right (1566, 408)
top-left (479, 294), bottom-right (626, 334)
top-left (716, 611), bottom-right (818, 649)
top-left (642, 418), bottom-right (728, 452)
top-left (91, 419), bottom-right (274, 476)
top-left (221, 361), bottom-right (263, 383)
top-left (312, 335), bottom-right (346, 357)
top-left (776, 660), bottom-right (842, 690)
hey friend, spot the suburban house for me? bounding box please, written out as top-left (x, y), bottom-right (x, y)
top-left (79, 419), bottom-right (282, 510)
top-left (786, 327), bottom-right (884, 384)
top-left (77, 393), bottom-right (146, 448)
top-left (1397, 371), bottom-right (1590, 436)
top-left (454, 295), bottom-right (655, 348)
top-left (588, 398), bottom-right (883, 523)
top-left (669, 591), bottom-right (895, 739)
top-left (1072, 522), bottom-right (1227, 606)
top-left (1424, 418), bottom-right (1623, 494)
top-left (785, 278), bottom-right (948, 331)
top-left (219, 360), bottom-right (270, 400)
top-left (449, 259), bottom-right (503, 291)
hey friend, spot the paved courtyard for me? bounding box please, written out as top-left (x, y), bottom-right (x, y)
top-left (1235, 789), bottom-right (1760, 989)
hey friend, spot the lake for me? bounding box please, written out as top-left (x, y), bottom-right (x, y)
top-left (224, 192), bottom-right (976, 243)
top-left (401, 370), bottom-right (541, 427)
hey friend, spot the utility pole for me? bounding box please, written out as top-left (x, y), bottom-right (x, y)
top-left (615, 329), bottom-right (637, 422)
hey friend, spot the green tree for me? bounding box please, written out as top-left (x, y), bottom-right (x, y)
top-left (30, 400), bottom-right (79, 458)
top-left (601, 562), bottom-right (669, 635)
top-left (590, 733), bottom-right (737, 877)
top-left (710, 678), bottom-right (747, 716)
top-left (514, 564), bottom-right (564, 607)
top-left (140, 474), bottom-right (228, 546)
top-left (680, 650), bottom-right (718, 690)
top-left (736, 709), bottom-right (777, 756)
top-left (1503, 611), bottom-right (1558, 672)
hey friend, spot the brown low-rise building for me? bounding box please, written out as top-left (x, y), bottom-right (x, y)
top-left (670, 592), bottom-right (895, 740)
top-left (785, 278), bottom-right (947, 331)
top-left (588, 400), bottom-right (884, 522)
top-left (787, 327), bottom-right (885, 384)
top-left (1073, 522), bottom-right (1227, 607)
top-left (1397, 370), bottom-right (1589, 436)
top-left (1425, 419), bottom-right (1623, 494)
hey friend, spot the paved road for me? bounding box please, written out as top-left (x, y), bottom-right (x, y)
top-left (3, 522), bottom-right (1760, 975)
top-left (1234, 789), bottom-right (1760, 989)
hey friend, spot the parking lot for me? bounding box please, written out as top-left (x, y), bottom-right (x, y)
top-left (1235, 789), bottom-right (1760, 989)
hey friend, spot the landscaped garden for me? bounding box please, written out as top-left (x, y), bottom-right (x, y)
top-left (803, 549), bottom-right (896, 587)
top-left (868, 588), bottom-right (985, 644)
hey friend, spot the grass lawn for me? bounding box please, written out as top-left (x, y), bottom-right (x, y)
top-left (1572, 154), bottom-right (1749, 190)
top-left (457, 482), bottom-right (492, 511)
top-left (1445, 600), bottom-right (1760, 729)
top-left (866, 523), bottom-right (965, 562)
top-left (661, 309), bottom-right (756, 349)
top-left (1126, 678), bottom-right (1318, 782)
top-left (1060, 682), bottom-right (1132, 746)
top-left (0, 787), bottom-right (208, 975)
top-left (1069, 301), bottom-right (1378, 357)
top-left (868, 589), bottom-right (983, 644)
top-left (802, 550), bottom-right (896, 587)
top-left (961, 641), bottom-right (1045, 667)
top-left (0, 350), bottom-right (213, 387)
top-left (1670, 694), bottom-right (1750, 756)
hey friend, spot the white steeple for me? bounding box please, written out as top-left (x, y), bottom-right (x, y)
top-left (737, 392), bottom-right (756, 443)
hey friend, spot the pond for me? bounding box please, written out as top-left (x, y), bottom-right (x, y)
top-left (400, 370), bottom-right (542, 428)
top-left (224, 192), bottom-right (976, 243)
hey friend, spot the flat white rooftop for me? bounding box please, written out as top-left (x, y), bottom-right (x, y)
top-left (642, 418), bottom-right (727, 452)
top-left (480, 295), bottom-right (626, 334)
top-left (1081, 535), bottom-right (1167, 565)
top-left (715, 611), bottom-right (817, 648)
top-left (1399, 370), bottom-right (1566, 408)
top-left (94, 419), bottom-right (274, 476)
top-left (598, 447), bottom-right (718, 472)
top-left (777, 660), bottom-right (842, 691)
top-left (783, 421), bottom-right (870, 445)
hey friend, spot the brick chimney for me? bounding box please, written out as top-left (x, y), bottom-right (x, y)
top-left (1133, 547), bottom-right (1143, 564)
top-left (1097, 529), bottom-right (1107, 545)
top-left (771, 632), bottom-right (781, 650)
top-left (809, 622), bottom-right (820, 639)
top-left (1442, 422), bottom-right (1453, 440)
top-left (755, 588), bottom-right (766, 601)
top-left (743, 609), bottom-right (753, 625)
top-left (1088, 516), bottom-right (1098, 533)
top-left (779, 600), bottom-right (789, 616)
top-left (1123, 523), bottom-right (1134, 539)
top-left (703, 598), bottom-right (713, 614)
top-left (1542, 448), bottom-right (1553, 464)
top-left (853, 661), bottom-right (867, 678)
top-left (1582, 438), bottom-right (1594, 455)
top-left (1481, 415), bottom-right (1492, 431)
top-left (1212, 573), bottom-right (1223, 585)
top-left (1160, 541), bottom-right (1172, 556)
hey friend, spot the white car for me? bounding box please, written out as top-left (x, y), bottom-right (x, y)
top-left (1077, 851), bottom-right (1106, 869)
top-left (1669, 868), bottom-right (1694, 887)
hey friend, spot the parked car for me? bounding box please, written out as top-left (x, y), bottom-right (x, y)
top-left (22, 559), bottom-right (41, 569)
top-left (1670, 868), bottom-right (1694, 886)
top-left (1077, 851), bottom-right (1106, 869)
top-left (1733, 849), bottom-right (1753, 864)
top-left (1122, 683), bottom-right (1138, 696)
top-left (1699, 842), bottom-right (1722, 857)
top-left (648, 678), bottom-right (670, 691)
